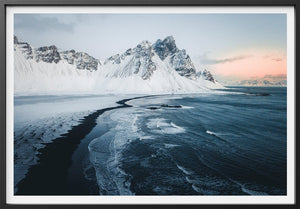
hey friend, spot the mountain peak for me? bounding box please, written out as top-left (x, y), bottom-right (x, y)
top-left (35, 45), bottom-right (61, 64)
top-left (138, 40), bottom-right (152, 48)
top-left (104, 35), bottom-right (208, 81)
top-left (153, 36), bottom-right (178, 61)
top-left (163, 35), bottom-right (175, 43)
top-left (60, 50), bottom-right (101, 71)
top-left (14, 35), bottom-right (33, 59)
top-left (14, 35), bottom-right (223, 94)
top-left (14, 35), bottom-right (100, 70)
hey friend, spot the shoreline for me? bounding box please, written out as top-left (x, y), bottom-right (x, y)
top-left (14, 89), bottom-right (287, 195)
top-left (15, 95), bottom-right (151, 195)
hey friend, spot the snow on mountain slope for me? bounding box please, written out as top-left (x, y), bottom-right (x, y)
top-left (153, 36), bottom-right (196, 79)
top-left (14, 36), bottom-right (102, 95)
top-left (14, 35), bottom-right (223, 95)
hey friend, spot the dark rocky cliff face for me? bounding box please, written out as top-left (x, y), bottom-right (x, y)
top-left (103, 35), bottom-right (217, 82)
top-left (61, 50), bottom-right (100, 71)
top-left (201, 69), bottom-right (215, 83)
top-left (14, 36), bottom-right (33, 59)
top-left (153, 36), bottom-right (178, 61)
top-left (104, 41), bottom-right (157, 80)
top-left (14, 35), bottom-right (101, 71)
top-left (153, 36), bottom-right (197, 79)
top-left (35, 45), bottom-right (61, 64)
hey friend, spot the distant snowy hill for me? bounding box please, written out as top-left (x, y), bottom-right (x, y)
top-left (235, 75), bottom-right (287, 87)
top-left (14, 35), bottom-right (223, 95)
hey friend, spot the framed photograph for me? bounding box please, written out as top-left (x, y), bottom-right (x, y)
top-left (1, 0), bottom-right (297, 207)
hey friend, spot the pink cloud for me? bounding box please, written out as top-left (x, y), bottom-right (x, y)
top-left (212, 51), bottom-right (286, 78)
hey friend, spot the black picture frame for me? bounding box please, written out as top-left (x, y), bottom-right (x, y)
top-left (0, 0), bottom-right (298, 208)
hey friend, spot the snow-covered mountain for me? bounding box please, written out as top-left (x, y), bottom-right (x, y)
top-left (14, 35), bottom-right (223, 95)
top-left (238, 75), bottom-right (287, 87)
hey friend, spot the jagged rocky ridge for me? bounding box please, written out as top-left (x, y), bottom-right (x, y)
top-left (104, 41), bottom-right (157, 80)
top-left (14, 36), bottom-right (33, 59)
top-left (104, 36), bottom-right (216, 82)
top-left (14, 36), bottom-right (101, 71)
top-left (14, 35), bottom-right (222, 94)
top-left (153, 36), bottom-right (196, 78)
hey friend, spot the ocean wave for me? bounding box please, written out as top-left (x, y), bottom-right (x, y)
top-left (88, 109), bottom-right (140, 195)
top-left (181, 105), bottom-right (194, 109)
top-left (139, 136), bottom-right (154, 141)
top-left (192, 184), bottom-right (201, 193)
top-left (205, 130), bottom-right (233, 137)
top-left (147, 118), bottom-right (186, 134)
top-left (206, 130), bottom-right (217, 136)
top-left (164, 143), bottom-right (180, 148)
top-left (205, 130), bottom-right (234, 144)
top-left (131, 114), bottom-right (139, 132)
top-left (191, 184), bottom-right (219, 195)
top-left (241, 186), bottom-right (269, 195)
top-left (176, 164), bottom-right (193, 175)
top-left (230, 179), bottom-right (269, 195)
top-left (185, 176), bottom-right (194, 184)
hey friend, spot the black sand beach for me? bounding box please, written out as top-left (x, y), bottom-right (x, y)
top-left (15, 96), bottom-right (149, 195)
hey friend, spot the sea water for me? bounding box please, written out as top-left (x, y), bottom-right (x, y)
top-left (87, 87), bottom-right (287, 195)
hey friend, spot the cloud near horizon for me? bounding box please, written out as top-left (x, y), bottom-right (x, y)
top-left (272, 58), bottom-right (283, 62)
top-left (199, 54), bottom-right (253, 65)
top-left (211, 51), bottom-right (287, 78)
top-left (263, 55), bottom-right (283, 62)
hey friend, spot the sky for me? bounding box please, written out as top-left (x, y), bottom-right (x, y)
top-left (14, 13), bottom-right (287, 81)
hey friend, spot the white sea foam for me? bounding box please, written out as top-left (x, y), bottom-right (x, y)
top-left (147, 118), bottom-right (185, 134)
top-left (139, 136), bottom-right (154, 141)
top-left (230, 179), bottom-right (269, 196)
top-left (206, 130), bottom-right (217, 135)
top-left (241, 186), bottom-right (269, 195)
top-left (191, 184), bottom-right (219, 195)
top-left (192, 184), bottom-right (201, 193)
top-left (185, 176), bottom-right (194, 184)
top-left (88, 107), bottom-right (148, 195)
top-left (131, 114), bottom-right (140, 132)
top-left (164, 143), bottom-right (180, 148)
top-left (176, 164), bottom-right (193, 175)
top-left (170, 122), bottom-right (185, 130)
top-left (181, 105), bottom-right (194, 109)
top-left (205, 130), bottom-right (240, 141)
